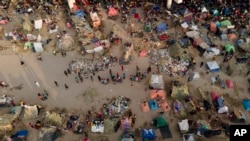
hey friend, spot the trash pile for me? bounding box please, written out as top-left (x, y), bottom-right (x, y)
top-left (149, 49), bottom-right (189, 75)
top-left (103, 96), bottom-right (130, 118)
top-left (69, 58), bottom-right (95, 74)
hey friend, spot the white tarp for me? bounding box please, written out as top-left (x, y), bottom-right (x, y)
top-left (178, 119), bottom-right (189, 132)
top-left (203, 51), bottom-right (215, 59)
top-left (190, 72), bottom-right (200, 80)
top-left (34, 20), bottom-right (43, 30)
top-left (68, 0), bottom-right (76, 9)
top-left (181, 22), bottom-right (189, 28)
top-left (90, 12), bottom-right (100, 21)
top-left (175, 0), bottom-right (183, 4)
top-left (94, 46), bottom-right (103, 53)
top-left (167, 0), bottom-right (172, 9)
top-left (27, 34), bottom-right (37, 41)
top-left (218, 106), bottom-right (228, 114)
top-left (150, 75), bottom-right (164, 89)
top-left (33, 42), bottom-right (43, 52)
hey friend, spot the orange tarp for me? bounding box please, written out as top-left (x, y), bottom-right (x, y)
top-left (161, 101), bottom-right (171, 112)
top-left (108, 7), bottom-right (118, 16)
top-left (72, 4), bottom-right (79, 12)
top-left (139, 50), bottom-right (148, 57)
top-left (210, 22), bottom-right (217, 33)
top-left (228, 34), bottom-right (237, 40)
top-left (150, 90), bottom-right (166, 100)
top-left (141, 102), bottom-right (150, 112)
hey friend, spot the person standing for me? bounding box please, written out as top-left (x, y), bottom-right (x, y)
top-left (75, 76), bottom-right (79, 83)
top-left (123, 73), bottom-right (126, 79)
top-left (90, 75), bottom-right (93, 81)
top-left (64, 70), bottom-right (68, 76)
top-left (54, 81), bottom-right (59, 87)
top-left (97, 75), bottom-right (101, 81)
top-left (67, 68), bottom-right (71, 74)
top-left (121, 65), bottom-right (124, 71)
top-left (34, 81), bottom-right (40, 87)
top-left (64, 84), bottom-right (69, 89)
top-left (200, 62), bottom-right (204, 68)
top-left (20, 61), bottom-right (25, 65)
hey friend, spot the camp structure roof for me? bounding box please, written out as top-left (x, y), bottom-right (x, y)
top-left (38, 127), bottom-right (61, 141)
top-left (171, 84), bottom-right (189, 99)
top-left (149, 90), bottom-right (166, 100)
top-left (23, 105), bottom-right (39, 119)
top-left (152, 116), bottom-right (168, 128)
top-left (43, 111), bottom-right (65, 126)
top-left (149, 75), bottom-right (164, 90)
top-left (224, 44), bottom-right (235, 53)
top-left (141, 129), bottom-right (156, 140)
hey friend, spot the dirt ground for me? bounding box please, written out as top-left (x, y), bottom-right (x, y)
top-left (0, 2), bottom-right (250, 141)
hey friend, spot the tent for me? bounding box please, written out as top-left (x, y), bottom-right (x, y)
top-left (218, 106), bottom-right (228, 114)
top-left (161, 101), bottom-right (171, 112)
top-left (220, 20), bottom-right (232, 27)
top-left (144, 22), bottom-right (152, 32)
top-left (23, 105), bottom-right (39, 119)
top-left (91, 119), bottom-right (104, 133)
top-left (189, 72), bottom-right (200, 80)
top-left (152, 116), bottom-right (168, 128)
top-left (226, 79), bottom-right (234, 88)
top-left (149, 75), bottom-right (164, 89)
top-left (217, 97), bottom-right (224, 108)
top-left (178, 37), bottom-right (190, 47)
top-left (156, 23), bottom-right (167, 32)
top-left (141, 102), bottom-right (150, 112)
top-left (148, 100), bottom-right (159, 111)
top-left (14, 130), bottom-right (28, 138)
top-left (32, 42), bottom-right (43, 52)
top-left (149, 90), bottom-right (166, 100)
top-left (141, 129), bottom-right (156, 140)
top-left (206, 61), bottom-right (220, 72)
top-left (242, 99), bottom-right (250, 111)
top-left (224, 44), bottom-right (235, 53)
top-left (179, 8), bottom-right (189, 16)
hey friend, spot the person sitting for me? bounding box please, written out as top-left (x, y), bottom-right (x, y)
top-left (38, 93), bottom-right (43, 100)
top-left (42, 94), bottom-right (48, 100)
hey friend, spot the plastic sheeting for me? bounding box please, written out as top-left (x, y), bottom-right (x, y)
top-left (178, 119), bottom-right (189, 132)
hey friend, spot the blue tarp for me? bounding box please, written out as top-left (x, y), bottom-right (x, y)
top-left (179, 8), bottom-right (189, 16)
top-left (156, 23), bottom-right (167, 32)
top-left (242, 99), bottom-right (250, 111)
top-left (217, 97), bottom-right (224, 108)
top-left (148, 100), bottom-right (158, 111)
top-left (74, 10), bottom-right (85, 18)
top-left (14, 130), bottom-right (28, 137)
top-left (179, 38), bottom-right (190, 47)
top-left (152, 6), bottom-right (160, 11)
top-left (141, 129), bottom-right (156, 140)
top-left (91, 38), bottom-right (99, 43)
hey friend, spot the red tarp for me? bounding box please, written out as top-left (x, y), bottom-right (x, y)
top-left (226, 79), bottom-right (234, 88)
top-left (0, 20), bottom-right (8, 25)
top-left (139, 50), bottom-right (148, 57)
top-left (211, 92), bottom-right (219, 101)
top-left (72, 4), bottom-right (79, 12)
top-left (134, 13), bottom-right (139, 19)
top-left (108, 7), bottom-right (118, 16)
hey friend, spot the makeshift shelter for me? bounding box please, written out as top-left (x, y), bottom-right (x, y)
top-left (178, 37), bottom-right (190, 47)
top-left (161, 101), bottom-right (171, 112)
top-left (218, 106), bottom-right (228, 114)
top-left (0, 106), bottom-right (22, 132)
top-left (242, 99), bottom-right (250, 111)
top-left (189, 72), bottom-right (200, 80)
top-left (108, 7), bottom-right (118, 17)
top-left (220, 20), bottom-right (232, 27)
top-left (183, 134), bottom-right (195, 141)
top-left (226, 79), bottom-right (234, 89)
top-left (141, 129), bottom-right (156, 140)
top-left (58, 34), bottom-right (74, 50)
top-left (121, 117), bottom-right (132, 131)
top-left (91, 119), bottom-right (104, 133)
top-left (220, 34), bottom-right (228, 41)
top-left (144, 22), bottom-right (152, 32)
top-left (228, 34), bottom-right (237, 40)
top-left (210, 22), bottom-right (217, 33)
top-left (141, 102), bottom-right (150, 112)
top-left (231, 107), bottom-right (246, 123)
top-left (171, 84), bottom-right (189, 99)
top-left (211, 92), bottom-right (219, 101)
top-left (178, 119), bottom-right (189, 133)
top-left (38, 127), bottom-right (61, 141)
top-left (152, 116), bottom-right (172, 139)
top-left (212, 9), bottom-right (219, 16)
top-left (23, 105), bottom-right (39, 119)
top-left (206, 61), bottom-right (220, 72)
top-left (155, 23), bottom-right (167, 32)
top-left (149, 90), bottom-right (166, 100)
top-left (224, 44), bottom-right (235, 53)
top-left (148, 100), bottom-right (159, 111)
top-left (121, 131), bottom-right (134, 141)
top-left (32, 42), bottom-right (44, 52)
top-left (186, 31), bottom-right (199, 38)
top-left (14, 130), bottom-right (28, 138)
top-left (90, 12), bottom-right (101, 28)
top-left (23, 21), bottom-right (32, 32)
top-left (139, 50), bottom-right (148, 57)
top-left (44, 111), bottom-right (64, 126)
top-left (149, 75), bottom-right (164, 89)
